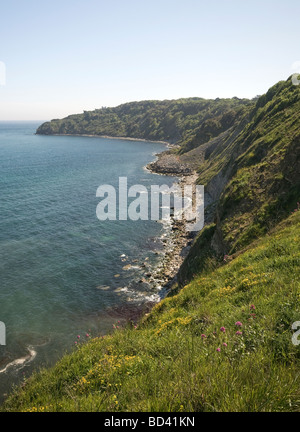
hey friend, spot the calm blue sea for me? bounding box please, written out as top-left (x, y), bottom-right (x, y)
top-left (0, 122), bottom-right (175, 399)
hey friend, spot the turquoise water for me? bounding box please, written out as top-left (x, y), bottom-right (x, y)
top-left (0, 122), bottom-right (175, 399)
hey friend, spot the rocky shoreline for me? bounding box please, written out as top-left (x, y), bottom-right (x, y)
top-left (144, 156), bottom-right (199, 297)
top-left (101, 150), bottom-right (199, 324)
top-left (40, 132), bottom-right (171, 146)
top-left (98, 166), bottom-right (199, 326)
top-left (147, 152), bottom-right (193, 176)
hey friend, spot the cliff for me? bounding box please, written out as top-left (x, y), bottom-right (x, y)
top-left (3, 77), bottom-right (300, 412)
top-left (36, 97), bottom-right (252, 152)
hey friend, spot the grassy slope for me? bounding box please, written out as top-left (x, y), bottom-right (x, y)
top-left (4, 211), bottom-right (300, 412)
top-left (177, 78), bottom-right (300, 285)
top-left (213, 80), bottom-right (300, 251)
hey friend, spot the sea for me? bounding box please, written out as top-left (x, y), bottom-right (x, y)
top-left (0, 121), bottom-right (176, 401)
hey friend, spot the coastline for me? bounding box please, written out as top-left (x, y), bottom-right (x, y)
top-left (46, 132), bottom-right (198, 305)
top-left (101, 148), bottom-right (199, 325)
top-left (37, 132), bottom-right (197, 299)
top-left (143, 158), bottom-right (198, 298)
top-left (106, 168), bottom-right (198, 325)
top-left (38, 132), bottom-right (195, 300)
top-left (37, 132), bottom-right (173, 146)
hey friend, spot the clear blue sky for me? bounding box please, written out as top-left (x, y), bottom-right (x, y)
top-left (1, 0), bottom-right (300, 120)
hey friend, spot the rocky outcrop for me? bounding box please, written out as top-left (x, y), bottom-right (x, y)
top-left (147, 153), bottom-right (192, 176)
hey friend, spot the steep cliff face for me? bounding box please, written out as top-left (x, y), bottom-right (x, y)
top-left (177, 78), bottom-right (300, 285)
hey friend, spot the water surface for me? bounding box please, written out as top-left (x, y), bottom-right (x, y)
top-left (0, 122), bottom-right (175, 399)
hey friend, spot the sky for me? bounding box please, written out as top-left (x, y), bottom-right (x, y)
top-left (0, 0), bottom-right (300, 120)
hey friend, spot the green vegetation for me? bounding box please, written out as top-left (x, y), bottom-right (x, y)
top-left (4, 77), bottom-right (300, 412)
top-left (36, 97), bottom-right (251, 151)
top-left (177, 78), bottom-right (300, 283)
top-left (3, 211), bottom-right (300, 412)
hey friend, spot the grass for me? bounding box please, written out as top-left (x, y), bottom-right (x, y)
top-left (190, 80), bottom-right (300, 257)
top-left (3, 210), bottom-right (300, 412)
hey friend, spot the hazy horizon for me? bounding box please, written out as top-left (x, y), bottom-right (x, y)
top-left (0, 93), bottom-right (258, 123)
top-left (1, 0), bottom-right (300, 120)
